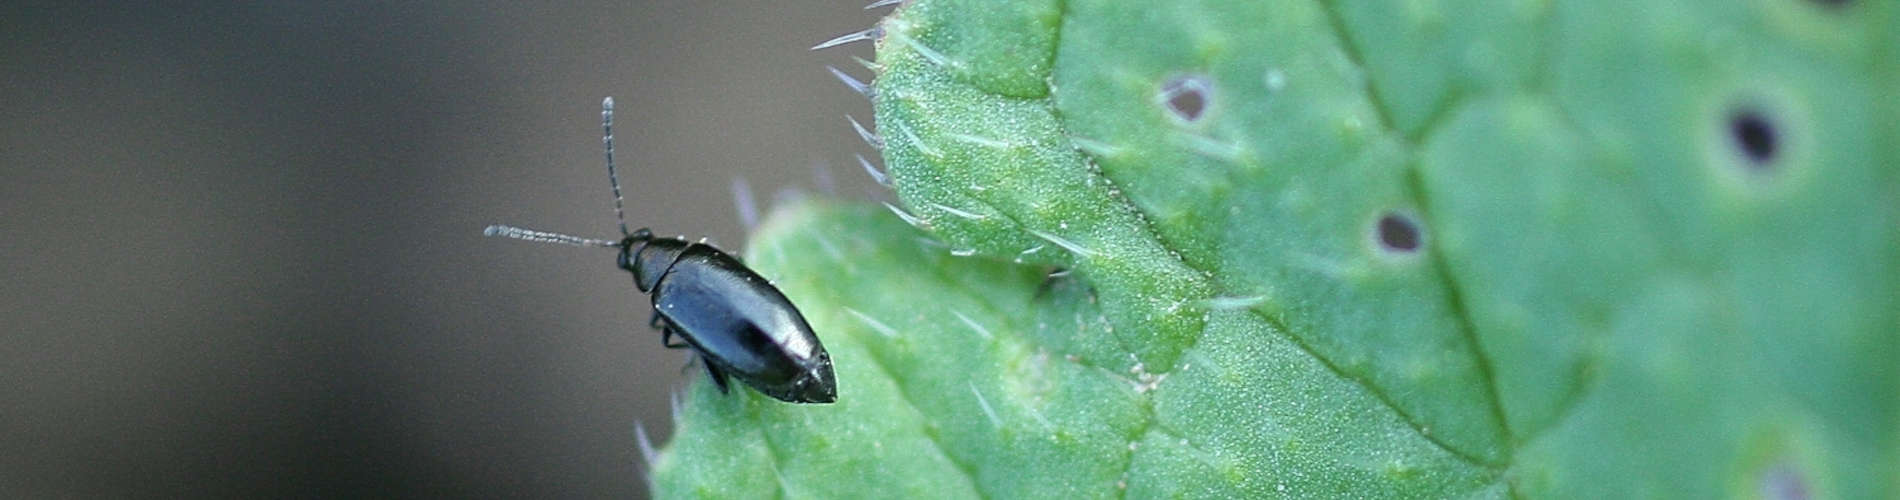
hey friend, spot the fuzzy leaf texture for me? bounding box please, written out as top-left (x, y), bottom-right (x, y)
top-left (650, 0), bottom-right (1899, 497)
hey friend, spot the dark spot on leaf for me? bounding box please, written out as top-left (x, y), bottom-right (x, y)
top-left (1035, 267), bottom-right (1077, 300)
top-left (1377, 212), bottom-right (1422, 253)
top-left (1806, 0), bottom-right (1851, 9)
top-left (1033, 267), bottom-right (1099, 308)
top-left (1160, 75), bottom-right (1211, 123)
top-left (1729, 108), bottom-right (1779, 169)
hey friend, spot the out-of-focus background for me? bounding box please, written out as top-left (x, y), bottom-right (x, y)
top-left (1, 1), bottom-right (883, 496)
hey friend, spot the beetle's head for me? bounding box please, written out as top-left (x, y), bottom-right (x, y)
top-left (614, 228), bottom-right (655, 273)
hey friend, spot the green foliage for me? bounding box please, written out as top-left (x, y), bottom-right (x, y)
top-left (652, 0), bottom-right (1898, 497)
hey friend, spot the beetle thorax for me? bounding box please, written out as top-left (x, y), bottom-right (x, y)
top-left (620, 232), bottom-right (689, 293)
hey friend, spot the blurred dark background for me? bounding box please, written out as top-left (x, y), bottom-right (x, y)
top-left (1, 1), bottom-right (882, 496)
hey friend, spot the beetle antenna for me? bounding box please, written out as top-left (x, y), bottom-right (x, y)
top-left (484, 224), bottom-right (621, 248)
top-left (602, 97), bottom-right (631, 237)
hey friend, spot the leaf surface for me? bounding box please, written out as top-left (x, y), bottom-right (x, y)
top-left (653, 0), bottom-right (1899, 497)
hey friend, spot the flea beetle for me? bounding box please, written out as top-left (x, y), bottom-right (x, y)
top-left (485, 97), bottom-right (837, 404)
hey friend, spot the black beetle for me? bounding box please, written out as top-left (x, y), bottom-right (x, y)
top-left (485, 97), bottom-right (837, 404)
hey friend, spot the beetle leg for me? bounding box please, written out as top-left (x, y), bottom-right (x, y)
top-left (661, 327), bottom-right (690, 349)
top-left (704, 361), bottom-right (731, 394)
top-left (651, 311), bottom-right (691, 349)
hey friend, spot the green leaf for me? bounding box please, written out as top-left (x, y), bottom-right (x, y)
top-left (653, 0), bottom-right (1899, 497)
